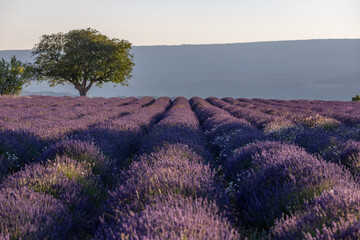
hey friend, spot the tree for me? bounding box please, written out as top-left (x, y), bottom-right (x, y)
top-left (0, 56), bottom-right (30, 95)
top-left (31, 28), bottom-right (135, 96)
top-left (352, 95), bottom-right (360, 102)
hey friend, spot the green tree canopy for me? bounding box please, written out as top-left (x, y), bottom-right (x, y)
top-left (352, 95), bottom-right (360, 102)
top-left (32, 28), bottom-right (135, 96)
top-left (0, 56), bottom-right (30, 95)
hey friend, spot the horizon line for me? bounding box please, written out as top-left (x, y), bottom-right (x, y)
top-left (1, 38), bottom-right (360, 51)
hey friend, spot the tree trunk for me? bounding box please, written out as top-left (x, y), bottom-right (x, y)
top-left (75, 79), bottom-right (94, 97)
top-left (78, 87), bottom-right (88, 96)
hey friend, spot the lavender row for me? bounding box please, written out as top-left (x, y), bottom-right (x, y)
top-left (232, 98), bottom-right (315, 120)
top-left (207, 97), bottom-right (292, 130)
top-left (0, 97), bottom-right (172, 239)
top-left (233, 98), bottom-right (360, 136)
top-left (0, 97), bottom-right (154, 179)
top-left (0, 140), bottom-right (125, 238)
top-left (190, 97), bottom-right (360, 239)
top-left (37, 96), bottom-right (171, 183)
top-left (248, 98), bottom-right (360, 125)
top-left (190, 97), bottom-right (265, 162)
top-left (97, 97), bottom-right (240, 240)
top-left (253, 97), bottom-right (359, 110)
top-left (0, 96), bottom-right (153, 145)
top-left (214, 98), bottom-right (360, 178)
top-left (0, 96), bottom-right (136, 140)
top-left (0, 96), bottom-right (140, 158)
top-left (225, 97), bottom-right (342, 129)
top-left (72, 97), bottom-right (171, 167)
top-left (205, 97), bottom-right (360, 179)
top-left (227, 141), bottom-right (358, 238)
top-left (0, 155), bottom-right (106, 239)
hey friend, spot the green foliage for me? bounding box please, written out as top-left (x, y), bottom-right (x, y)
top-left (0, 56), bottom-right (30, 95)
top-left (32, 28), bottom-right (135, 96)
top-left (352, 95), bottom-right (360, 102)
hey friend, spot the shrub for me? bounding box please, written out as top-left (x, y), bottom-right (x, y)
top-left (139, 125), bottom-right (210, 160)
top-left (322, 140), bottom-right (360, 176)
top-left (0, 187), bottom-right (70, 240)
top-left (299, 114), bottom-right (340, 129)
top-left (292, 127), bottom-right (339, 153)
top-left (263, 121), bottom-right (294, 136)
top-left (271, 187), bottom-right (360, 239)
top-left (0, 130), bottom-right (45, 170)
top-left (352, 95), bottom-right (360, 102)
top-left (211, 127), bottom-right (267, 160)
top-left (304, 219), bottom-right (360, 240)
top-left (224, 141), bottom-right (289, 181)
top-left (1, 156), bottom-right (104, 232)
top-left (97, 196), bottom-right (240, 240)
top-left (0, 56), bottom-right (30, 96)
top-left (41, 139), bottom-right (115, 186)
top-left (107, 144), bottom-right (222, 214)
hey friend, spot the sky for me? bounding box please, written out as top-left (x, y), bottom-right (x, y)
top-left (0, 0), bottom-right (359, 50)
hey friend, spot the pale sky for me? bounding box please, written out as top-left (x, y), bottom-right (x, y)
top-left (0, 0), bottom-right (359, 50)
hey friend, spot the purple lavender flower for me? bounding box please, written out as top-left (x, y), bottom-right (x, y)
top-left (40, 139), bottom-right (115, 186)
top-left (1, 155), bottom-right (104, 232)
top-left (107, 143), bottom-right (221, 214)
top-left (272, 186), bottom-right (360, 240)
top-left (76, 97), bottom-right (172, 167)
top-left (0, 187), bottom-right (71, 240)
top-left (97, 196), bottom-right (240, 240)
top-left (306, 218), bottom-right (360, 240)
top-left (322, 140), bottom-right (360, 176)
top-left (225, 141), bottom-right (290, 181)
top-left (231, 141), bottom-right (356, 230)
top-left (207, 97), bottom-right (287, 129)
top-left (292, 127), bottom-right (339, 154)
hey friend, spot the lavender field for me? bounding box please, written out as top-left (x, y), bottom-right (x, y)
top-left (1, 95), bottom-right (360, 240)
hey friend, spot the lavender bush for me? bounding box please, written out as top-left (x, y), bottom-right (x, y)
top-left (272, 186), bottom-right (360, 239)
top-left (108, 143), bottom-right (220, 214)
top-left (304, 219), bottom-right (360, 240)
top-left (0, 187), bottom-right (71, 240)
top-left (322, 140), bottom-right (360, 176)
top-left (224, 141), bottom-right (290, 181)
top-left (97, 196), bottom-right (240, 240)
top-left (40, 139), bottom-right (114, 186)
top-left (1, 155), bottom-right (104, 233)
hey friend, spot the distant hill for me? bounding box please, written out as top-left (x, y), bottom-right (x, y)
top-left (21, 91), bottom-right (77, 97)
top-left (1, 39), bottom-right (359, 100)
top-left (0, 50), bottom-right (33, 62)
